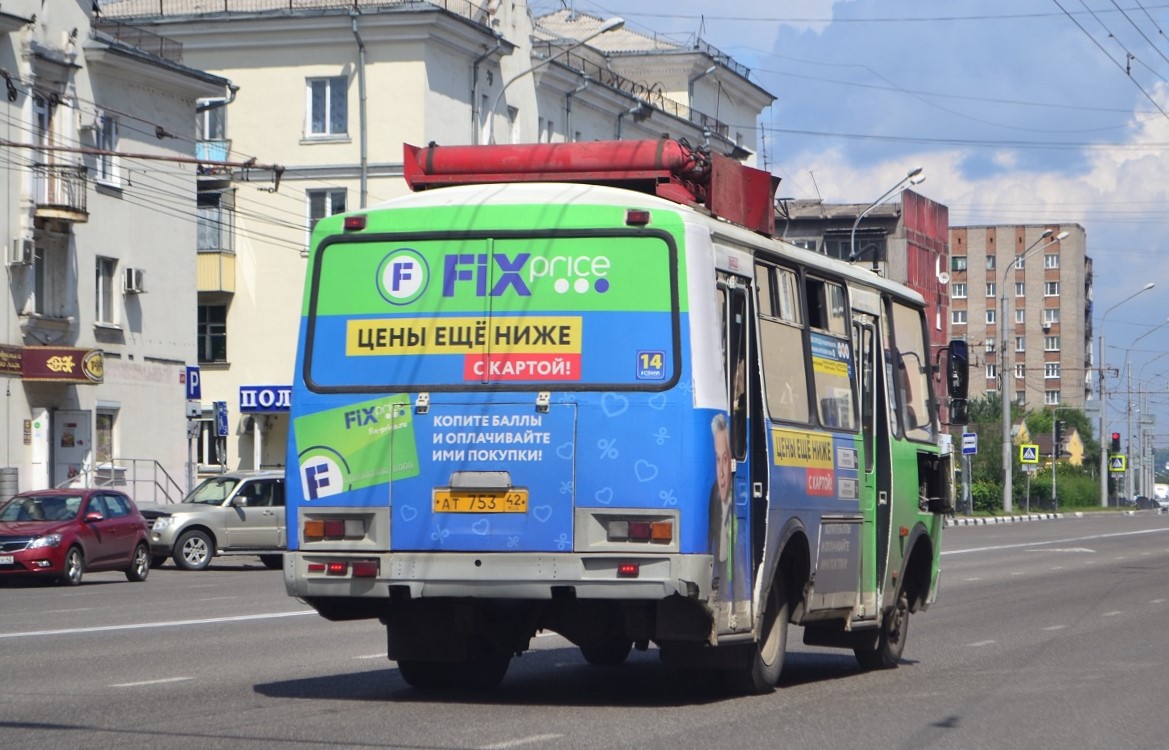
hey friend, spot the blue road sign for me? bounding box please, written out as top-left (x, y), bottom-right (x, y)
top-left (961, 432), bottom-right (978, 455)
top-left (185, 365), bottom-right (201, 400)
top-left (214, 401), bottom-right (228, 438)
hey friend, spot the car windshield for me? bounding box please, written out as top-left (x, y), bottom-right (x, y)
top-left (0, 495), bottom-right (82, 522)
top-left (182, 477), bottom-right (240, 505)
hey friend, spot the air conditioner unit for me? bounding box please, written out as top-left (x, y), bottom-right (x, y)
top-left (123, 267), bottom-right (145, 293)
top-left (8, 237), bottom-right (34, 266)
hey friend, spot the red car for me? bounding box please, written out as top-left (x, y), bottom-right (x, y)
top-left (0, 489), bottom-right (150, 586)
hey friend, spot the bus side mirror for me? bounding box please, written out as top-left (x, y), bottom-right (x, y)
top-left (945, 339), bottom-right (969, 400)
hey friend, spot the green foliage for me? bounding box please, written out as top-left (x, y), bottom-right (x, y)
top-left (970, 481), bottom-right (1001, 513)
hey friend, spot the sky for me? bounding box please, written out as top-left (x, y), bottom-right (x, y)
top-left (534, 0), bottom-right (1169, 448)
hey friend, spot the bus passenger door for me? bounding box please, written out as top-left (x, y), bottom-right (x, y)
top-left (853, 316), bottom-right (888, 618)
top-left (717, 277), bottom-right (756, 632)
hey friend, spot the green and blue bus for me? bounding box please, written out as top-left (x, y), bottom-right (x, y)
top-left (285, 139), bottom-right (968, 692)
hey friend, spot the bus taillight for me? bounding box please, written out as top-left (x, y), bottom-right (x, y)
top-left (303, 517), bottom-right (365, 541)
top-left (605, 518), bottom-right (673, 543)
top-left (617, 563), bottom-right (639, 578)
top-left (343, 214), bottom-right (367, 231)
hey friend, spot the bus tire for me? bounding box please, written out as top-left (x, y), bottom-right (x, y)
top-left (724, 579), bottom-right (788, 694)
top-left (855, 588), bottom-right (909, 670)
top-left (397, 660), bottom-right (453, 689)
top-left (259, 554), bottom-right (283, 569)
top-left (580, 638), bottom-right (633, 666)
top-left (398, 652), bottom-right (510, 690)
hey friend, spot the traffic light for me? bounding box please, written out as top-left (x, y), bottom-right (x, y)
top-left (1054, 420), bottom-right (1065, 456)
top-left (1111, 432), bottom-right (1121, 453)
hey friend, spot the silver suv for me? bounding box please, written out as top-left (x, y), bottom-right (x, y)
top-left (139, 471), bottom-right (286, 571)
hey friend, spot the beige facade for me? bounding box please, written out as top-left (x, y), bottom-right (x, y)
top-left (0, 1), bottom-right (227, 498)
top-left (102, 0), bottom-right (775, 474)
top-left (947, 225), bottom-right (1093, 409)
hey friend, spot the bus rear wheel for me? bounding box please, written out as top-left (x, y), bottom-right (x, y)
top-left (397, 652), bottom-right (510, 690)
top-left (854, 588), bottom-right (909, 670)
top-left (723, 580), bottom-right (788, 694)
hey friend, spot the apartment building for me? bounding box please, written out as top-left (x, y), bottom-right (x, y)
top-left (102, 0), bottom-right (775, 474)
top-left (1, 1), bottom-right (229, 497)
top-left (947, 225), bottom-right (1092, 409)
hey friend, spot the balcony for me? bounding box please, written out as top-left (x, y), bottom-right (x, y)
top-left (33, 164), bottom-right (88, 223)
top-left (197, 251), bottom-right (236, 294)
top-left (197, 139), bottom-right (232, 176)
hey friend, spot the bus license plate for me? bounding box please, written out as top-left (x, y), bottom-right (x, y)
top-left (433, 489), bottom-right (528, 514)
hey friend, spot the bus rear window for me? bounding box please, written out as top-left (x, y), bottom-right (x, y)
top-left (303, 231), bottom-right (679, 391)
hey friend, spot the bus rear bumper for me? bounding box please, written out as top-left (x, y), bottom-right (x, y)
top-left (285, 551), bottom-right (713, 602)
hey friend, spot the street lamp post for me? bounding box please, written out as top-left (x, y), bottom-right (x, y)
top-left (999, 229), bottom-right (1067, 514)
top-left (488, 16), bottom-right (625, 145)
top-left (1098, 282), bottom-right (1156, 507)
top-left (848, 167), bottom-right (925, 270)
top-left (1128, 335), bottom-right (1169, 499)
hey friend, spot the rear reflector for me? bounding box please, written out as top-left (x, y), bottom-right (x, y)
top-left (307, 562), bottom-right (326, 573)
top-left (352, 561), bottom-right (379, 578)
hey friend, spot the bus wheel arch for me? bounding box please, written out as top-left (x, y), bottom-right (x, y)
top-left (855, 524), bottom-right (933, 670)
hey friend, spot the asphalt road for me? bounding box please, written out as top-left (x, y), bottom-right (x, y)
top-left (3, 511), bottom-right (1168, 749)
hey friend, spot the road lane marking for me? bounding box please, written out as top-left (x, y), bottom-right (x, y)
top-left (110, 677), bottom-right (193, 688)
top-left (1043, 625), bottom-right (1067, 631)
top-left (967, 640), bottom-right (996, 647)
top-left (354, 653), bottom-right (387, 660)
top-left (479, 735), bottom-right (563, 750)
top-left (943, 527), bottom-right (1169, 556)
top-left (1103, 611), bottom-right (1122, 617)
top-left (0, 610), bottom-right (316, 639)
top-left (42, 608), bottom-right (93, 614)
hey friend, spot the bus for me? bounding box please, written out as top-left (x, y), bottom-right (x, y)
top-left (284, 139), bottom-right (969, 692)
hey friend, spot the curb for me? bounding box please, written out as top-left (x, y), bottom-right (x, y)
top-left (945, 512), bottom-right (1066, 527)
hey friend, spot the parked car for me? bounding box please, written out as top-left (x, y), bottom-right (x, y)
top-left (1134, 495), bottom-right (1158, 510)
top-left (0, 489), bottom-right (150, 586)
top-left (138, 470), bottom-right (286, 571)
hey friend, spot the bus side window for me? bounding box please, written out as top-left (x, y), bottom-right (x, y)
top-left (758, 264), bottom-right (810, 423)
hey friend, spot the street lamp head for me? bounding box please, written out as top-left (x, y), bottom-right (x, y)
top-left (908, 174), bottom-right (926, 187)
top-left (907, 166), bottom-right (923, 179)
top-left (1055, 231), bottom-right (1069, 241)
top-left (1040, 228), bottom-right (1054, 239)
top-left (598, 16), bottom-right (626, 33)
top-left (1142, 282), bottom-right (1156, 291)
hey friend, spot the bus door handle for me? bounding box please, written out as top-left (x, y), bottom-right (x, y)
top-left (752, 482), bottom-right (764, 499)
top-left (879, 491), bottom-right (889, 506)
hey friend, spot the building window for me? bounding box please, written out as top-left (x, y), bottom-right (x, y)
top-left (951, 283), bottom-right (967, 299)
top-left (1014, 255), bottom-right (1026, 270)
top-left (1045, 390), bottom-right (1060, 405)
top-left (96, 410), bottom-right (117, 465)
top-left (952, 310), bottom-right (967, 324)
top-left (308, 189), bottom-right (346, 233)
top-left (1015, 336), bottom-right (1025, 352)
top-left (95, 114), bottom-right (119, 185)
top-left (1044, 336), bottom-right (1060, 351)
top-left (196, 419), bottom-right (225, 467)
top-left (306, 76), bottom-right (348, 136)
top-left (986, 282), bottom-right (996, 297)
top-left (95, 257), bottom-right (117, 325)
top-left (1044, 253), bottom-right (1059, 269)
top-left (951, 256), bottom-right (967, 272)
top-left (985, 340), bottom-right (996, 353)
top-left (986, 364), bottom-right (998, 380)
top-left (790, 239), bottom-right (817, 251)
top-left (986, 309), bottom-right (996, 325)
top-left (198, 304), bottom-right (227, 363)
top-left (198, 189), bottom-right (235, 253)
top-left (197, 98), bottom-right (226, 141)
top-left (1043, 308), bottom-right (1060, 324)
top-left (1044, 281), bottom-right (1060, 296)
top-left (1045, 363), bottom-right (1061, 379)
top-left (1015, 282), bottom-right (1025, 297)
top-left (986, 255), bottom-right (996, 270)
top-left (1015, 309), bottom-right (1025, 324)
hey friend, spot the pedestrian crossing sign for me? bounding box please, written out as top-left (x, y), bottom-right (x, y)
top-left (1109, 455), bottom-right (1127, 472)
top-left (1020, 444), bottom-right (1039, 464)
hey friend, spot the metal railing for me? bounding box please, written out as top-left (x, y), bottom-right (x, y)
top-left (32, 164), bottom-right (88, 217)
top-left (58, 458), bottom-right (185, 504)
top-left (101, 0), bottom-right (491, 30)
top-left (92, 21), bottom-right (184, 63)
